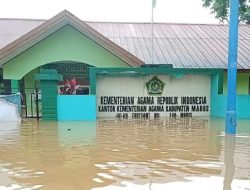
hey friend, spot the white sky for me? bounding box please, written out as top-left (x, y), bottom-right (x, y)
top-left (0, 0), bottom-right (218, 23)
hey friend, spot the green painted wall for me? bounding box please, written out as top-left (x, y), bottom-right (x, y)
top-left (40, 81), bottom-right (58, 120)
top-left (223, 72), bottom-right (250, 94)
top-left (23, 68), bottom-right (40, 116)
top-left (24, 68), bottom-right (39, 89)
top-left (35, 69), bottom-right (63, 120)
top-left (11, 80), bottom-right (20, 93)
top-left (3, 24), bottom-right (130, 80)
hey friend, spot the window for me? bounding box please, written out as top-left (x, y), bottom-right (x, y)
top-left (58, 85), bottom-right (90, 95)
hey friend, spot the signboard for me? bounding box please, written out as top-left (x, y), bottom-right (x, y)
top-left (96, 75), bottom-right (211, 118)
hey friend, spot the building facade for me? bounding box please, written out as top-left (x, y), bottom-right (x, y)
top-left (0, 10), bottom-right (250, 120)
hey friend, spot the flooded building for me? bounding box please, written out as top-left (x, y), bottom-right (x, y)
top-left (0, 10), bottom-right (250, 120)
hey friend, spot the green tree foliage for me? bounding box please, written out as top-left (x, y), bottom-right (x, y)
top-left (202, 0), bottom-right (250, 24)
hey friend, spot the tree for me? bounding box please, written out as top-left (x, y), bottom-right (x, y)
top-left (202, 0), bottom-right (250, 24)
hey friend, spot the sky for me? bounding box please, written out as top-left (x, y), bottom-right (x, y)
top-left (0, 0), bottom-right (218, 24)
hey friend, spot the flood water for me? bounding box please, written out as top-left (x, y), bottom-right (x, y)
top-left (0, 118), bottom-right (249, 190)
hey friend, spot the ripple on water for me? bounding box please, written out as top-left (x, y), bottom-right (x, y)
top-left (0, 118), bottom-right (249, 189)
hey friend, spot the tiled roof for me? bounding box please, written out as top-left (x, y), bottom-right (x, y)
top-left (0, 18), bottom-right (250, 69)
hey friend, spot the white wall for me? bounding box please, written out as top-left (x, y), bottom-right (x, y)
top-left (96, 74), bottom-right (211, 118)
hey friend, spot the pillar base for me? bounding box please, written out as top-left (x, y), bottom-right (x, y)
top-left (225, 110), bottom-right (237, 134)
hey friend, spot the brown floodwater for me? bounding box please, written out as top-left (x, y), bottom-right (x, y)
top-left (0, 118), bottom-right (249, 190)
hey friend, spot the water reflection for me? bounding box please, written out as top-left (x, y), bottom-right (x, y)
top-left (0, 121), bottom-right (20, 140)
top-left (223, 135), bottom-right (235, 190)
top-left (57, 121), bottom-right (96, 146)
top-left (92, 118), bottom-right (222, 187)
top-left (0, 118), bottom-right (249, 189)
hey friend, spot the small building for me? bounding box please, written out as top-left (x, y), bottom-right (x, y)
top-left (0, 10), bottom-right (249, 120)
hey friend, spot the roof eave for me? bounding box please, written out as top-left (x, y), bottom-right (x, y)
top-left (0, 10), bottom-right (144, 68)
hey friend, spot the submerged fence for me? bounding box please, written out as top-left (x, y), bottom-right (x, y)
top-left (0, 87), bottom-right (41, 119)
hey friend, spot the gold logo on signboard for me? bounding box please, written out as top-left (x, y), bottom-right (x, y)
top-left (146, 76), bottom-right (164, 95)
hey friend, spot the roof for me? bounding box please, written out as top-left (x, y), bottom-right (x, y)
top-left (87, 22), bottom-right (250, 69)
top-left (0, 12), bottom-right (250, 69)
top-left (0, 11), bottom-right (143, 68)
top-left (0, 18), bottom-right (44, 49)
